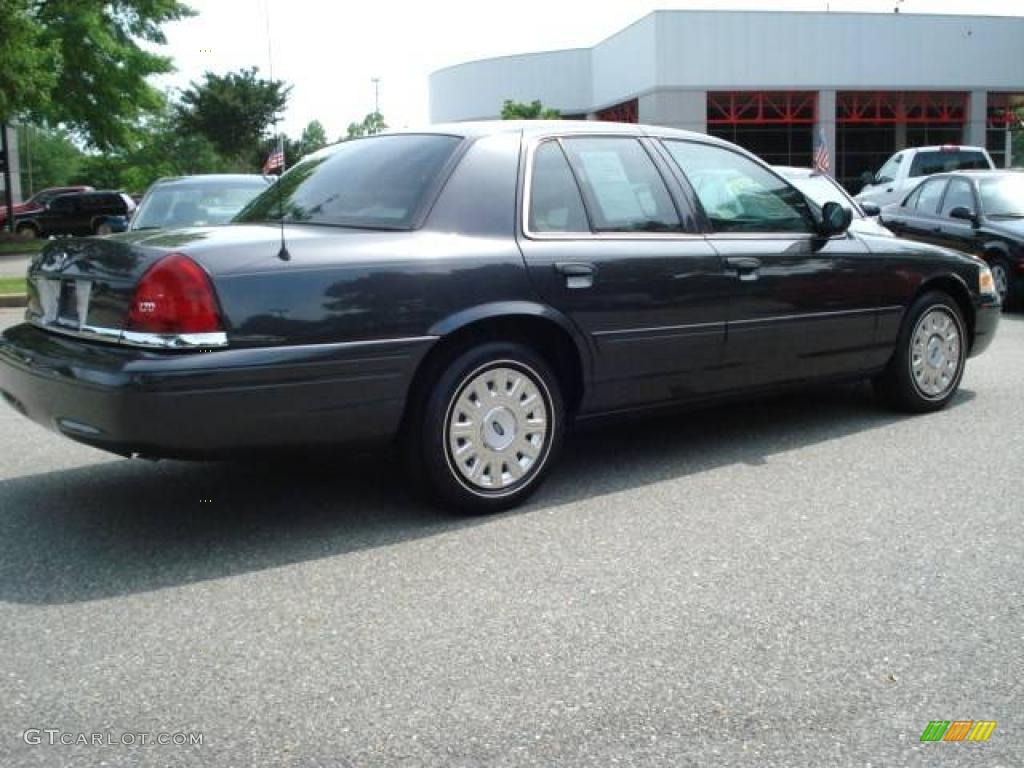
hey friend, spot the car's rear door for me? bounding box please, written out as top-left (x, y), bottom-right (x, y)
top-left (517, 134), bottom-right (730, 413)
top-left (660, 139), bottom-right (882, 388)
top-left (886, 177), bottom-right (949, 248)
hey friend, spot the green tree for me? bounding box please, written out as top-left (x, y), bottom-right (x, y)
top-left (298, 120), bottom-right (328, 157)
top-left (500, 100), bottom-right (560, 120)
top-left (177, 67), bottom-right (291, 165)
top-left (1, 0), bottom-right (194, 148)
top-left (346, 112), bottom-right (387, 138)
top-left (16, 125), bottom-right (84, 195)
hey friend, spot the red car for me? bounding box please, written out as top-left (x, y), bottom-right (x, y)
top-left (0, 185), bottom-right (94, 224)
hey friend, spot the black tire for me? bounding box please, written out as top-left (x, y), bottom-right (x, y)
top-left (94, 220), bottom-right (113, 236)
top-left (406, 341), bottom-right (564, 514)
top-left (989, 257), bottom-right (1016, 311)
top-left (15, 223), bottom-right (38, 240)
top-left (873, 291), bottom-right (967, 413)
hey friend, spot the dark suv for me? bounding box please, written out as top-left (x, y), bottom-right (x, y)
top-left (13, 191), bottom-right (135, 239)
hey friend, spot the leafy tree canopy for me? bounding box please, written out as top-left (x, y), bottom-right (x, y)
top-left (346, 112), bottom-right (387, 139)
top-left (2, 0), bottom-right (195, 149)
top-left (177, 67), bottom-right (291, 163)
top-left (501, 100), bottom-right (560, 120)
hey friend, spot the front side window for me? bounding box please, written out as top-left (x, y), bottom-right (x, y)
top-left (915, 179), bottom-right (947, 214)
top-left (236, 134), bottom-right (462, 230)
top-left (663, 140), bottom-right (813, 233)
top-left (940, 179), bottom-right (976, 217)
top-left (528, 141), bottom-right (589, 233)
top-left (559, 137), bottom-right (680, 232)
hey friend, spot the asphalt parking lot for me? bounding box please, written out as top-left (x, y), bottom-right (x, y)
top-left (0, 306), bottom-right (1021, 767)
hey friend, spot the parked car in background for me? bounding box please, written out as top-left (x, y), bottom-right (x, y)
top-left (129, 174), bottom-right (272, 231)
top-left (0, 123), bottom-right (1000, 512)
top-left (0, 185), bottom-right (94, 224)
top-left (12, 191), bottom-right (134, 239)
top-left (854, 145), bottom-right (994, 208)
top-left (881, 170), bottom-right (1024, 309)
top-left (775, 166), bottom-right (893, 237)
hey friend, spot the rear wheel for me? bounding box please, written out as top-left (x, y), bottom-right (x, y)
top-left (94, 220), bottom-right (113, 236)
top-left (873, 291), bottom-right (967, 413)
top-left (407, 341), bottom-right (564, 514)
top-left (989, 257), bottom-right (1015, 310)
top-left (15, 223), bottom-right (38, 239)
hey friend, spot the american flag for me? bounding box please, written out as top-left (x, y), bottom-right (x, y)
top-left (813, 127), bottom-right (831, 174)
top-left (262, 137), bottom-right (285, 175)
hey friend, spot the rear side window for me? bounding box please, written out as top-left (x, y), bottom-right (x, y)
top-left (560, 137), bottom-right (680, 232)
top-left (915, 178), bottom-right (947, 213)
top-left (910, 150), bottom-right (989, 177)
top-left (236, 134), bottom-right (462, 230)
top-left (529, 141), bottom-right (589, 233)
top-left (663, 140), bottom-right (813, 234)
top-left (877, 153), bottom-right (902, 183)
top-left (940, 179), bottom-right (976, 217)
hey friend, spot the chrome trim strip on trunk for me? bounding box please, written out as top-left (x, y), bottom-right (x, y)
top-left (28, 318), bottom-right (229, 350)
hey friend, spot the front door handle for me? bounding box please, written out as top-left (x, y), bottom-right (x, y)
top-left (725, 256), bottom-right (762, 281)
top-left (554, 262), bottom-right (595, 289)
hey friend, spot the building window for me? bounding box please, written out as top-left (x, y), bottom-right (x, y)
top-left (987, 93), bottom-right (1024, 169)
top-left (836, 91), bottom-right (968, 193)
top-left (706, 91), bottom-right (817, 168)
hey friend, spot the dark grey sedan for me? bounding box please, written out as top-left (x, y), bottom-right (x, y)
top-left (0, 122), bottom-right (1001, 512)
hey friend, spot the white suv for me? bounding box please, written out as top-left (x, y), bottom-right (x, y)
top-left (854, 145), bottom-right (994, 208)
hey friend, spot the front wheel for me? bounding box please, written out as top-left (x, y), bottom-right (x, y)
top-left (408, 341), bottom-right (564, 514)
top-left (874, 291), bottom-right (967, 413)
top-left (15, 223), bottom-right (38, 240)
top-left (989, 257), bottom-right (1016, 311)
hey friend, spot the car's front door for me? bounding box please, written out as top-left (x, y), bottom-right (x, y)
top-left (933, 177), bottom-right (985, 258)
top-left (43, 196), bottom-right (77, 236)
top-left (517, 135), bottom-right (732, 413)
top-left (884, 177), bottom-right (949, 249)
top-left (660, 139), bottom-right (885, 388)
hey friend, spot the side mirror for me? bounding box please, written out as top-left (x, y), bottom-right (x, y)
top-left (949, 206), bottom-right (979, 226)
top-left (860, 201), bottom-right (881, 217)
top-left (859, 170), bottom-right (876, 187)
top-left (818, 201), bottom-right (853, 236)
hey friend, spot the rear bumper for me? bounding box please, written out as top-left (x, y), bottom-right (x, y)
top-left (0, 324), bottom-right (434, 458)
top-left (969, 294), bottom-right (1000, 358)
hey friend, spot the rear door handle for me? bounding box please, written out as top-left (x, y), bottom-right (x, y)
top-left (554, 261), bottom-right (595, 289)
top-left (725, 256), bottom-right (762, 281)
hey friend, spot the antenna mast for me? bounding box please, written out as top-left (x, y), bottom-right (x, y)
top-left (263, 0), bottom-right (290, 260)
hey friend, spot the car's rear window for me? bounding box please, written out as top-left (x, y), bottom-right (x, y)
top-left (236, 135), bottom-right (462, 230)
top-left (910, 150), bottom-right (989, 177)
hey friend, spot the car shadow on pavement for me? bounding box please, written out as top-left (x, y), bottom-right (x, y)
top-left (0, 382), bottom-right (975, 605)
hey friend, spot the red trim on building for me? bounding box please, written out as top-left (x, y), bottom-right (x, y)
top-left (837, 91), bottom-right (967, 125)
top-left (707, 91), bottom-right (817, 125)
top-left (596, 99), bottom-right (638, 123)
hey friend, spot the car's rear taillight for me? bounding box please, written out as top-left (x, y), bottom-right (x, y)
top-left (127, 253), bottom-right (222, 334)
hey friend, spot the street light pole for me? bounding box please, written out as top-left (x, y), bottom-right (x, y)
top-left (372, 77), bottom-right (380, 116)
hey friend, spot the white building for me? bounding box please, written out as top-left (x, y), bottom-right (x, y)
top-left (430, 10), bottom-right (1024, 189)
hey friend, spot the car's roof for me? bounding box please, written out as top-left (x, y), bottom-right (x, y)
top-left (773, 166), bottom-right (834, 179)
top-left (924, 170), bottom-right (1020, 181)
top-left (899, 145), bottom-right (989, 154)
top-left (151, 174), bottom-right (271, 186)
top-left (388, 119), bottom-right (725, 145)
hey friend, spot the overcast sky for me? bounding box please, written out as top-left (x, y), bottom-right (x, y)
top-left (154, 0), bottom-right (1023, 140)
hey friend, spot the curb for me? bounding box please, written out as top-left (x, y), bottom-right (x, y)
top-left (0, 294), bottom-right (27, 308)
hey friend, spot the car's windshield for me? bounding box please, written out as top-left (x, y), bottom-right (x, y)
top-left (235, 134), bottom-right (463, 230)
top-left (785, 175), bottom-right (862, 218)
top-left (978, 175), bottom-right (1024, 218)
top-left (132, 179), bottom-right (269, 230)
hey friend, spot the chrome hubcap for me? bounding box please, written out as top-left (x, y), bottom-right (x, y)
top-left (910, 308), bottom-right (961, 399)
top-left (447, 365), bottom-right (549, 491)
top-left (992, 264), bottom-right (1008, 301)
